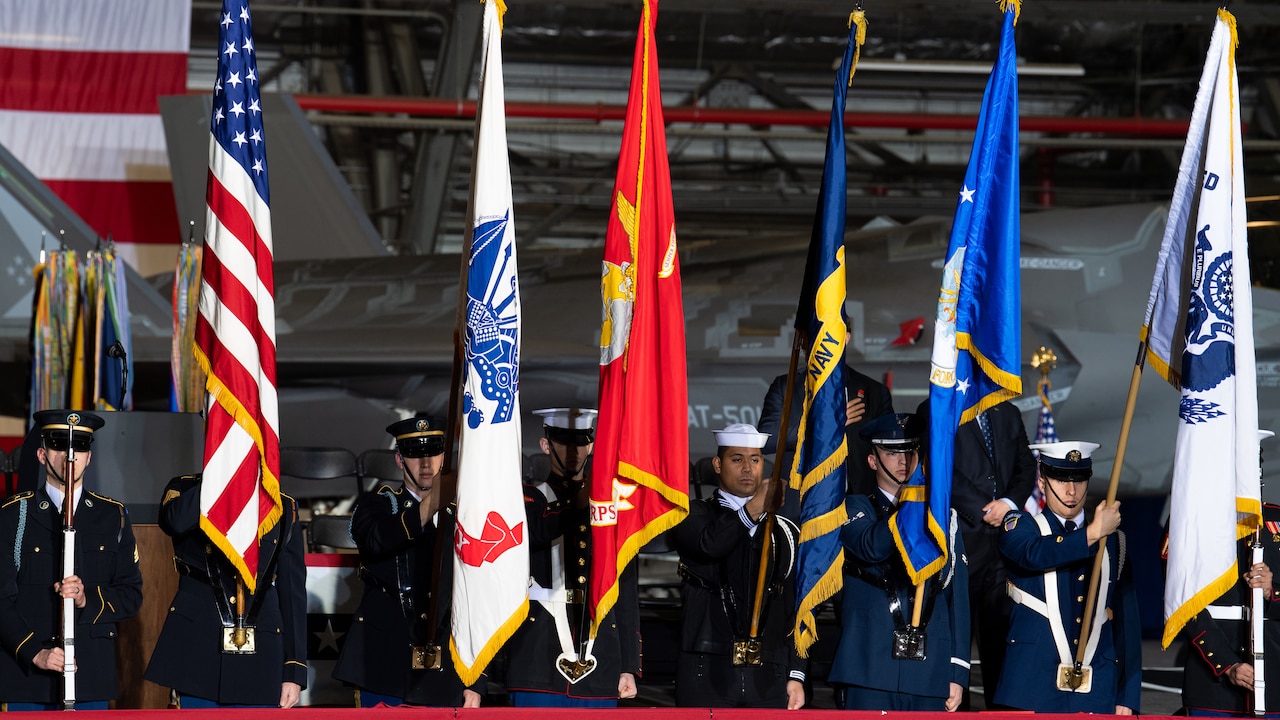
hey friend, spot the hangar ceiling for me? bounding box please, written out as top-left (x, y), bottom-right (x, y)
top-left (186, 0), bottom-right (1280, 280)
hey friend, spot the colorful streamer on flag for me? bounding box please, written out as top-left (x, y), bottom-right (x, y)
top-left (193, 0), bottom-right (282, 591)
top-left (1156, 9), bottom-right (1260, 649)
top-left (790, 10), bottom-right (867, 658)
top-left (590, 0), bottom-right (689, 637)
top-left (450, 0), bottom-right (530, 686)
top-left (171, 241), bottom-right (205, 413)
top-left (29, 248), bottom-right (81, 413)
top-left (891, 0), bottom-right (1023, 583)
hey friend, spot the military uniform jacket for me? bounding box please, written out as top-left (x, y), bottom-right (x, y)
top-left (1180, 503), bottom-right (1280, 714)
top-left (669, 490), bottom-right (804, 674)
top-left (830, 492), bottom-right (970, 698)
top-left (994, 510), bottom-right (1142, 713)
top-left (144, 475), bottom-right (308, 706)
top-left (333, 484), bottom-right (480, 704)
top-left (503, 472), bottom-right (641, 699)
top-left (0, 487), bottom-right (142, 703)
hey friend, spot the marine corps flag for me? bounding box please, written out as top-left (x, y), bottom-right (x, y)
top-left (591, 0), bottom-right (689, 636)
top-left (450, 0), bottom-right (529, 685)
top-left (1156, 9), bottom-right (1260, 649)
top-left (892, 0), bottom-right (1022, 583)
top-left (790, 11), bottom-right (866, 658)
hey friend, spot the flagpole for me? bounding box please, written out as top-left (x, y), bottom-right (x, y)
top-left (750, 331), bottom-right (804, 640)
top-left (1073, 340), bottom-right (1145, 678)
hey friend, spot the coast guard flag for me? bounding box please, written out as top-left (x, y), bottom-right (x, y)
top-left (450, 0), bottom-right (529, 685)
top-left (1155, 9), bottom-right (1260, 649)
top-left (193, 0), bottom-right (282, 591)
top-left (592, 0), bottom-right (689, 638)
top-left (892, 0), bottom-right (1023, 583)
top-left (790, 14), bottom-right (863, 658)
top-left (193, 0), bottom-right (281, 589)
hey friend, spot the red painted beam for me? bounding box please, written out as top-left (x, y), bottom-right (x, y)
top-left (291, 93), bottom-right (1192, 137)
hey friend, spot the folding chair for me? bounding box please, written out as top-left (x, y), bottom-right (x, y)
top-left (308, 513), bottom-right (357, 552)
top-left (356, 448), bottom-right (402, 493)
top-left (278, 446), bottom-right (359, 501)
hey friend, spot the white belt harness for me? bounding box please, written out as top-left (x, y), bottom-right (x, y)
top-left (1006, 513), bottom-right (1111, 693)
top-left (529, 482), bottom-right (597, 682)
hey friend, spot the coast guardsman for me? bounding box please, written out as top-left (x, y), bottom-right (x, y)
top-left (994, 441), bottom-right (1141, 714)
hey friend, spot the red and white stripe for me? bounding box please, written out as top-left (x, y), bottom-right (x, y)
top-left (0, 0), bottom-right (188, 268)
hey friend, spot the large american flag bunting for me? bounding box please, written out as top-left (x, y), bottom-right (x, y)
top-left (193, 0), bottom-right (282, 591)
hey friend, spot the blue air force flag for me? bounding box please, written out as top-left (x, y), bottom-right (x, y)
top-left (450, 0), bottom-right (530, 685)
top-left (1158, 9), bottom-right (1260, 649)
top-left (891, 2), bottom-right (1022, 583)
top-left (789, 15), bottom-right (859, 658)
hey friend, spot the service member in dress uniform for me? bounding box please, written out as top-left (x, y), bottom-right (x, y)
top-left (0, 410), bottom-right (143, 710)
top-left (994, 441), bottom-right (1141, 714)
top-left (503, 408), bottom-right (641, 707)
top-left (333, 416), bottom-right (481, 707)
top-left (1179, 431), bottom-right (1280, 716)
top-left (669, 424), bottom-right (805, 709)
top-left (830, 412), bottom-right (969, 712)
top-left (144, 473), bottom-right (308, 707)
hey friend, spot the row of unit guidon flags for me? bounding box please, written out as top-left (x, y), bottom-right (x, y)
top-left (41, 0), bottom-right (1263, 683)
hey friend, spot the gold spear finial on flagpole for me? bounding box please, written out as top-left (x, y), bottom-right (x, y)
top-left (847, 4), bottom-right (867, 87)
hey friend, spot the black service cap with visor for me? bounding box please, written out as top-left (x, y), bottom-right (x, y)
top-left (534, 407), bottom-right (597, 446)
top-left (858, 412), bottom-right (922, 451)
top-left (387, 416), bottom-right (446, 458)
top-left (34, 409), bottom-right (104, 453)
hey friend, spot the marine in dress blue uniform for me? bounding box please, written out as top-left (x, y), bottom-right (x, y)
top-left (503, 408), bottom-right (641, 707)
top-left (332, 416), bottom-right (482, 707)
top-left (144, 474), bottom-right (308, 707)
top-left (831, 413), bottom-right (970, 712)
top-left (994, 441), bottom-right (1141, 714)
top-left (0, 410), bottom-right (143, 711)
top-left (669, 424), bottom-right (806, 709)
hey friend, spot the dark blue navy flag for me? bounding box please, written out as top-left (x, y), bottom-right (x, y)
top-left (891, 2), bottom-right (1023, 582)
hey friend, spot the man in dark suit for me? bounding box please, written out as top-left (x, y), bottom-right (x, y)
top-left (145, 474), bottom-right (308, 707)
top-left (831, 413), bottom-right (969, 711)
top-left (918, 398), bottom-right (1035, 706)
top-left (669, 424), bottom-right (805, 708)
top-left (503, 408), bottom-right (640, 707)
top-left (0, 410), bottom-right (143, 710)
top-left (333, 416), bottom-right (481, 707)
top-left (995, 441), bottom-right (1140, 714)
top-left (760, 333), bottom-right (893, 519)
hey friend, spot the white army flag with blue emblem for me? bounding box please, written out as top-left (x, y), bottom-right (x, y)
top-left (450, 0), bottom-right (530, 684)
top-left (1157, 9), bottom-right (1261, 649)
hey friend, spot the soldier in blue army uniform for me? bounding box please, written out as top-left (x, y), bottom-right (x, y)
top-left (1179, 431), bottom-right (1280, 716)
top-left (994, 441), bottom-right (1141, 714)
top-left (830, 412), bottom-right (969, 712)
top-left (0, 410), bottom-right (143, 710)
top-left (669, 424), bottom-right (805, 709)
top-left (503, 408), bottom-right (641, 707)
top-left (333, 416), bottom-right (482, 707)
top-left (144, 472), bottom-right (308, 707)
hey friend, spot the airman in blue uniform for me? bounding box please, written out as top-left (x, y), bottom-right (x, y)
top-left (830, 413), bottom-right (970, 711)
top-left (994, 440), bottom-right (1141, 714)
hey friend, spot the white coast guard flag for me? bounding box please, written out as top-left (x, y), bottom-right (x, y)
top-left (1155, 9), bottom-right (1261, 649)
top-left (450, 0), bottom-right (529, 686)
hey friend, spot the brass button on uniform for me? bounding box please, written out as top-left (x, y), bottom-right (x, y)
top-left (577, 558), bottom-right (586, 566)
top-left (577, 576), bottom-right (586, 584)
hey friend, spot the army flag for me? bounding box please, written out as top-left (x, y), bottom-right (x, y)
top-left (193, 0), bottom-right (282, 591)
top-left (591, 0), bottom-right (689, 636)
top-left (450, 0), bottom-right (529, 686)
top-left (892, 0), bottom-right (1023, 582)
top-left (790, 12), bottom-right (867, 658)
top-left (1157, 9), bottom-right (1260, 649)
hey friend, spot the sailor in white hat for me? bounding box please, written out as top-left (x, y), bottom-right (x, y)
top-left (995, 440), bottom-right (1140, 714)
top-left (668, 424), bottom-right (805, 709)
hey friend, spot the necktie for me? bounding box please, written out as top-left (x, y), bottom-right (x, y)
top-left (1065, 520), bottom-right (1077, 532)
top-left (977, 411), bottom-right (995, 457)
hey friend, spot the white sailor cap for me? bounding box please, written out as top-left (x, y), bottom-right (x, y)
top-left (1029, 441), bottom-right (1100, 475)
top-left (713, 423), bottom-right (770, 450)
top-left (1261, 430), bottom-right (1275, 442)
top-left (533, 408), bottom-right (598, 446)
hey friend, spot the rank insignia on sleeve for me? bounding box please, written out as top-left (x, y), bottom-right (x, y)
top-left (1003, 514), bottom-right (1020, 532)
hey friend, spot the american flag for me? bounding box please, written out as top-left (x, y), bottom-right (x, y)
top-left (192, 0), bottom-right (281, 592)
top-left (1026, 386), bottom-right (1058, 513)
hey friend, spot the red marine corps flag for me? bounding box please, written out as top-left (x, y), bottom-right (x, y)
top-left (590, 0), bottom-right (689, 638)
top-left (193, 0), bottom-right (282, 590)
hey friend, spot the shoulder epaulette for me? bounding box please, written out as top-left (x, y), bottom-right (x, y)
top-left (280, 491), bottom-right (297, 504)
top-left (87, 491), bottom-right (124, 508)
top-left (1, 491), bottom-right (33, 509)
